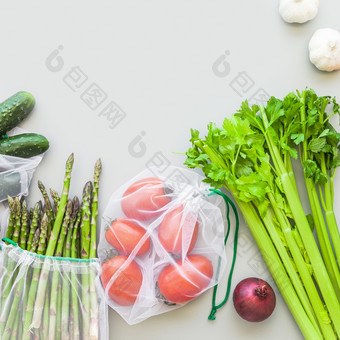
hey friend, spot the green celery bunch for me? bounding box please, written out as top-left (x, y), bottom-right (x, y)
top-left (185, 89), bottom-right (340, 340)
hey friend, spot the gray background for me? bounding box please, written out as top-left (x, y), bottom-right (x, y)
top-left (1, 0), bottom-right (340, 339)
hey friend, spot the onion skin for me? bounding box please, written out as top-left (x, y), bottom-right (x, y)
top-left (233, 277), bottom-right (276, 322)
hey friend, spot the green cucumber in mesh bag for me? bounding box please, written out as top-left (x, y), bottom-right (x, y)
top-left (0, 133), bottom-right (49, 158)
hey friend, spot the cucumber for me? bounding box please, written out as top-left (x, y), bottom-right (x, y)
top-left (0, 91), bottom-right (35, 135)
top-left (0, 133), bottom-right (49, 158)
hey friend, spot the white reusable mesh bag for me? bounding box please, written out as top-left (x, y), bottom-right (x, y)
top-left (98, 166), bottom-right (229, 325)
top-left (0, 239), bottom-right (108, 340)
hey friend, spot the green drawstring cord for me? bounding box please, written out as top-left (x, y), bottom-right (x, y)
top-left (1, 238), bottom-right (96, 263)
top-left (207, 188), bottom-right (239, 320)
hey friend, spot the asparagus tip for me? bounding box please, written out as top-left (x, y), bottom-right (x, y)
top-left (67, 153), bottom-right (75, 164)
top-left (95, 158), bottom-right (102, 171)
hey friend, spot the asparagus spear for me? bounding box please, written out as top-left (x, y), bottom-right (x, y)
top-left (21, 221), bottom-right (32, 339)
top-left (0, 197), bottom-right (17, 314)
top-left (38, 180), bottom-right (55, 236)
top-left (55, 280), bottom-right (62, 340)
top-left (27, 202), bottom-right (42, 252)
top-left (90, 159), bottom-right (102, 340)
top-left (38, 180), bottom-right (52, 208)
top-left (90, 159), bottom-right (101, 259)
top-left (23, 212), bottom-right (48, 340)
top-left (71, 199), bottom-right (83, 340)
top-left (37, 213), bottom-right (49, 255)
top-left (20, 200), bottom-right (29, 250)
top-left (17, 312), bottom-right (23, 339)
top-left (80, 181), bottom-right (93, 259)
top-left (29, 207), bottom-right (34, 224)
top-left (62, 196), bottom-right (79, 339)
top-left (32, 153), bottom-right (74, 330)
top-left (1, 251), bottom-right (30, 340)
top-left (22, 213), bottom-right (49, 339)
top-left (8, 312), bottom-right (20, 339)
top-left (41, 287), bottom-right (50, 340)
top-left (80, 181), bottom-right (93, 339)
top-left (48, 199), bottom-right (73, 340)
top-left (11, 197), bottom-right (21, 244)
top-left (1, 198), bottom-right (27, 319)
top-left (54, 200), bottom-right (73, 257)
top-left (31, 227), bottom-right (41, 253)
top-left (1, 197), bottom-right (16, 309)
top-left (6, 196), bottom-right (16, 239)
top-left (50, 188), bottom-right (60, 217)
top-left (38, 214), bottom-right (50, 339)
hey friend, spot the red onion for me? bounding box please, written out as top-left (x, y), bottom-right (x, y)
top-left (233, 277), bottom-right (276, 322)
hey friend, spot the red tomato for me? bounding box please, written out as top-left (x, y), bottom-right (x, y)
top-left (158, 204), bottom-right (199, 255)
top-left (105, 218), bottom-right (150, 256)
top-left (101, 255), bottom-right (143, 306)
top-left (121, 177), bottom-right (171, 221)
top-left (157, 254), bottom-right (213, 304)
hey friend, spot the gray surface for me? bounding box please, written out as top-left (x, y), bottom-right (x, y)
top-left (1, 0), bottom-right (340, 339)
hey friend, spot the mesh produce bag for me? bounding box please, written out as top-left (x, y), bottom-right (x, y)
top-left (0, 239), bottom-right (108, 340)
top-left (0, 128), bottom-right (44, 202)
top-left (98, 166), bottom-right (229, 325)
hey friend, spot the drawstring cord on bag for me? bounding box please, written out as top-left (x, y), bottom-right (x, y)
top-left (206, 189), bottom-right (239, 321)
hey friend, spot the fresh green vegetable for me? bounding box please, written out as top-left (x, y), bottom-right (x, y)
top-left (1, 201), bottom-right (33, 340)
top-left (71, 198), bottom-right (82, 340)
top-left (6, 196), bottom-right (15, 239)
top-left (37, 213), bottom-right (48, 256)
top-left (39, 181), bottom-right (55, 235)
top-left (90, 159), bottom-right (101, 339)
top-left (32, 154), bottom-right (74, 330)
top-left (31, 227), bottom-right (41, 253)
top-left (80, 181), bottom-right (93, 259)
top-left (90, 159), bottom-right (101, 259)
top-left (185, 88), bottom-right (340, 339)
top-left (0, 197), bottom-right (16, 312)
top-left (1, 154), bottom-right (101, 340)
top-left (0, 91), bottom-right (35, 136)
top-left (20, 200), bottom-right (28, 250)
top-left (49, 199), bottom-right (72, 339)
top-left (0, 133), bottom-right (49, 158)
top-left (0, 198), bottom-right (21, 324)
top-left (62, 197), bottom-right (78, 340)
top-left (42, 289), bottom-right (50, 340)
top-left (49, 188), bottom-right (60, 217)
top-left (22, 213), bottom-right (49, 339)
top-left (296, 89), bottom-right (340, 297)
top-left (80, 181), bottom-right (93, 338)
top-left (27, 202), bottom-right (42, 252)
top-left (11, 197), bottom-right (21, 244)
top-left (55, 280), bottom-right (62, 340)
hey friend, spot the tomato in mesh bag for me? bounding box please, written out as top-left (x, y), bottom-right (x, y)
top-left (105, 218), bottom-right (150, 256)
top-left (157, 254), bottom-right (213, 304)
top-left (158, 204), bottom-right (199, 255)
top-left (101, 255), bottom-right (143, 306)
top-left (121, 177), bottom-right (171, 221)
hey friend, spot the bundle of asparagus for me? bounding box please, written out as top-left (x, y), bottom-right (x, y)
top-left (0, 153), bottom-right (102, 340)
